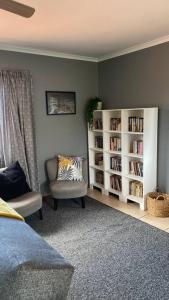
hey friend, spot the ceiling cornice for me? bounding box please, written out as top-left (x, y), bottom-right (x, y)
top-left (0, 43), bottom-right (98, 62)
top-left (0, 34), bottom-right (169, 63)
top-left (98, 34), bottom-right (169, 62)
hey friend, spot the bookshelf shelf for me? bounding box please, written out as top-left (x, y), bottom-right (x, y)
top-left (105, 150), bottom-right (122, 155)
top-left (91, 182), bottom-right (104, 190)
top-left (90, 147), bottom-right (103, 152)
top-left (124, 174), bottom-right (143, 182)
top-left (94, 182), bottom-right (104, 189)
top-left (90, 165), bottom-right (104, 171)
top-left (126, 194), bottom-right (143, 202)
top-left (92, 129), bottom-right (103, 133)
top-left (88, 107), bottom-right (158, 210)
top-left (123, 131), bottom-right (144, 135)
top-left (124, 153), bottom-right (143, 159)
top-left (108, 188), bottom-right (122, 196)
top-left (106, 169), bottom-right (122, 176)
top-left (105, 130), bottom-right (122, 134)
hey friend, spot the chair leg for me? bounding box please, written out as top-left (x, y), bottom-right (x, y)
top-left (81, 197), bottom-right (85, 209)
top-left (54, 199), bottom-right (58, 211)
top-left (39, 208), bottom-right (43, 220)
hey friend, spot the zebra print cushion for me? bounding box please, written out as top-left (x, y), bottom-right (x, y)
top-left (57, 155), bottom-right (83, 181)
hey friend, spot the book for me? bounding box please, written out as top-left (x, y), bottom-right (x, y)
top-left (93, 118), bottom-right (102, 130)
top-left (110, 118), bottom-right (121, 131)
top-left (96, 171), bottom-right (104, 185)
top-left (110, 175), bottom-right (122, 191)
top-left (95, 136), bottom-right (103, 149)
top-left (129, 180), bottom-right (143, 197)
top-left (95, 153), bottom-right (103, 166)
top-left (110, 137), bottom-right (121, 151)
top-left (128, 117), bottom-right (144, 132)
top-left (110, 156), bottom-right (121, 172)
top-left (130, 140), bottom-right (143, 155)
top-left (129, 160), bottom-right (143, 177)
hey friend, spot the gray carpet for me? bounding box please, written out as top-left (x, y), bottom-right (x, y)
top-left (28, 197), bottom-right (169, 300)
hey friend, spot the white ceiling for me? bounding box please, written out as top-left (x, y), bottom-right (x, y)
top-left (1, 0), bottom-right (169, 61)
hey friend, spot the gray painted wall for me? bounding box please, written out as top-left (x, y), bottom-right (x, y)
top-left (2, 43), bottom-right (169, 193)
top-left (99, 43), bottom-right (169, 192)
top-left (0, 50), bottom-right (98, 192)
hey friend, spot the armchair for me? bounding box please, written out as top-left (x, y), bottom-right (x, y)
top-left (46, 157), bottom-right (87, 210)
top-left (0, 166), bottom-right (42, 220)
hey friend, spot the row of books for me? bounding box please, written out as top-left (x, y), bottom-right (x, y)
top-left (110, 118), bottom-right (121, 131)
top-left (95, 153), bottom-right (103, 166)
top-left (95, 136), bottom-right (103, 149)
top-left (129, 180), bottom-right (143, 197)
top-left (96, 171), bottom-right (104, 185)
top-left (129, 160), bottom-right (143, 177)
top-left (130, 140), bottom-right (143, 155)
top-left (128, 117), bottom-right (144, 132)
top-left (110, 137), bottom-right (121, 151)
top-left (93, 118), bottom-right (102, 130)
top-left (110, 156), bottom-right (122, 172)
top-left (110, 175), bottom-right (122, 191)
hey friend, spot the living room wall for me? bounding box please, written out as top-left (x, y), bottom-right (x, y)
top-left (99, 42), bottom-right (169, 192)
top-left (2, 43), bottom-right (169, 194)
top-left (0, 50), bottom-right (98, 192)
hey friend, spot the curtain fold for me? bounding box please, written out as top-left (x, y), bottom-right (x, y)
top-left (0, 70), bottom-right (39, 191)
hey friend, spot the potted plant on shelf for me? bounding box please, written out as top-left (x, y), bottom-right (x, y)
top-left (86, 97), bottom-right (102, 129)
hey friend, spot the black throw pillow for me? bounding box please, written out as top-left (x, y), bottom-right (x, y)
top-left (0, 161), bottom-right (31, 201)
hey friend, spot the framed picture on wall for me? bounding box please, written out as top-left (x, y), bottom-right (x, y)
top-left (46, 91), bottom-right (76, 115)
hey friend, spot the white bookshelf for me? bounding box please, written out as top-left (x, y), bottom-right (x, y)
top-left (88, 108), bottom-right (158, 210)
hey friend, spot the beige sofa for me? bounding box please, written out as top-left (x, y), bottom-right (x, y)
top-left (8, 191), bottom-right (42, 219)
top-left (0, 166), bottom-right (42, 219)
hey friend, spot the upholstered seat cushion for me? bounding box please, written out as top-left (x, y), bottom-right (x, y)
top-left (50, 180), bottom-right (87, 199)
top-left (8, 192), bottom-right (42, 218)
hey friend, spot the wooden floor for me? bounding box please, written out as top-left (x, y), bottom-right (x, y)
top-left (87, 188), bottom-right (169, 233)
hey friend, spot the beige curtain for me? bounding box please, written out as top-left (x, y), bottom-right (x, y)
top-left (0, 70), bottom-right (39, 191)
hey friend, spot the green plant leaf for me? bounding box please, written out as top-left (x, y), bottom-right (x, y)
top-left (86, 97), bottom-right (102, 124)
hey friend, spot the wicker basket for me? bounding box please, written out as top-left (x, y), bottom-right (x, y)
top-left (147, 192), bottom-right (169, 217)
